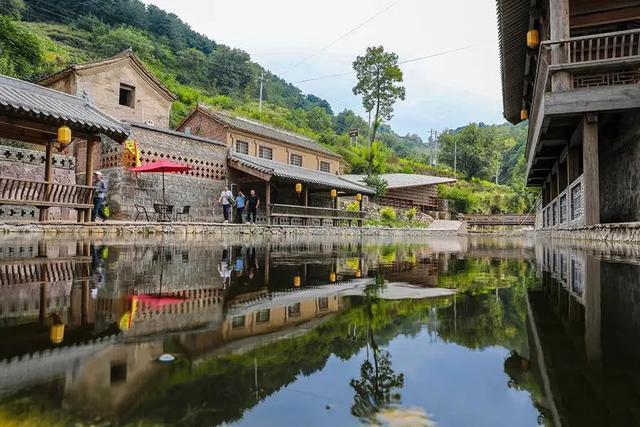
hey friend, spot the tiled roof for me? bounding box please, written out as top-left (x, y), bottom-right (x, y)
top-left (343, 173), bottom-right (456, 189)
top-left (129, 122), bottom-right (226, 146)
top-left (198, 107), bottom-right (341, 159)
top-left (496, 0), bottom-right (530, 124)
top-left (37, 49), bottom-right (177, 101)
top-left (229, 153), bottom-right (374, 194)
top-left (0, 74), bottom-right (129, 141)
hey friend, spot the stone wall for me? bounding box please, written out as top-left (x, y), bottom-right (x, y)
top-left (99, 124), bottom-right (228, 221)
top-left (0, 144), bottom-right (77, 220)
top-left (599, 110), bottom-right (640, 223)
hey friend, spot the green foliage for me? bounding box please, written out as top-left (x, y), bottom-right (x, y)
top-left (95, 26), bottom-right (155, 60)
top-left (0, 16), bottom-right (41, 78)
top-left (380, 206), bottom-right (397, 223)
top-left (353, 46), bottom-right (406, 146)
top-left (0, 0), bottom-right (26, 19)
top-left (363, 174), bottom-right (388, 197)
top-left (406, 207), bottom-right (417, 222)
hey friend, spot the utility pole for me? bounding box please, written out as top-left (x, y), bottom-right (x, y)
top-left (258, 71), bottom-right (265, 113)
top-left (453, 138), bottom-right (457, 176)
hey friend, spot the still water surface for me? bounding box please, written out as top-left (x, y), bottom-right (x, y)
top-left (0, 235), bottom-right (637, 426)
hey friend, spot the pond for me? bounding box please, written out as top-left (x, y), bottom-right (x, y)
top-left (0, 235), bottom-right (638, 426)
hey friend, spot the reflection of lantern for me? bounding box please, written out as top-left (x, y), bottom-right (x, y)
top-left (527, 29), bottom-right (540, 48)
top-left (355, 269), bottom-right (362, 278)
top-left (520, 109), bottom-right (529, 121)
top-left (329, 272), bottom-right (336, 283)
top-left (293, 275), bottom-right (301, 287)
top-left (356, 193), bottom-right (362, 202)
top-left (295, 182), bottom-right (302, 194)
top-left (330, 189), bottom-right (337, 199)
top-left (57, 125), bottom-right (72, 146)
top-left (50, 323), bottom-right (65, 344)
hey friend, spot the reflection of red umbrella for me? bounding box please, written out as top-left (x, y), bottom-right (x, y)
top-left (137, 294), bottom-right (187, 309)
top-left (130, 160), bottom-right (192, 220)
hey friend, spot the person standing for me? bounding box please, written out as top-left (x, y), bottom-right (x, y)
top-left (92, 171), bottom-right (108, 222)
top-left (246, 189), bottom-right (260, 224)
top-left (235, 190), bottom-right (246, 224)
top-left (218, 185), bottom-right (234, 223)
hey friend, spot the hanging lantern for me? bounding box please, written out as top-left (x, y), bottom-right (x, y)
top-left (49, 323), bottom-right (65, 344)
top-left (355, 269), bottom-right (362, 278)
top-left (356, 193), bottom-right (362, 202)
top-left (520, 109), bottom-right (529, 121)
top-left (330, 189), bottom-right (337, 199)
top-left (57, 125), bottom-right (72, 146)
top-left (527, 29), bottom-right (540, 49)
top-left (293, 275), bottom-right (301, 287)
top-left (295, 182), bottom-right (302, 194)
top-left (329, 272), bottom-right (336, 283)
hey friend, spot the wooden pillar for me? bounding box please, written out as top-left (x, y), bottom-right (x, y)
top-left (85, 139), bottom-right (95, 223)
top-left (582, 114), bottom-right (600, 226)
top-left (549, 0), bottom-right (572, 91)
top-left (265, 181), bottom-right (271, 225)
top-left (39, 141), bottom-right (53, 222)
top-left (303, 185), bottom-right (309, 226)
top-left (584, 254), bottom-right (601, 363)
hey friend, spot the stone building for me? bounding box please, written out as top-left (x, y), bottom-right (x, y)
top-left (37, 51), bottom-right (229, 221)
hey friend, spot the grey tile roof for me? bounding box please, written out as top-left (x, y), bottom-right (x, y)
top-left (207, 109), bottom-right (340, 158)
top-left (0, 74), bottom-right (129, 141)
top-left (229, 153), bottom-right (374, 194)
top-left (343, 173), bottom-right (456, 189)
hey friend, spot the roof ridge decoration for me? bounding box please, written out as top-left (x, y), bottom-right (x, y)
top-left (36, 49), bottom-right (177, 102)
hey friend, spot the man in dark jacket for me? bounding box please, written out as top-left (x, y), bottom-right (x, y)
top-left (246, 189), bottom-right (260, 224)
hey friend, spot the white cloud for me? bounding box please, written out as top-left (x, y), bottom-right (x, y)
top-left (144, 0), bottom-right (505, 136)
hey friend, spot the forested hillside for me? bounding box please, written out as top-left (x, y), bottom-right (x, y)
top-left (0, 0), bottom-right (538, 213)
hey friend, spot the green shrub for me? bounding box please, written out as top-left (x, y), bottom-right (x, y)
top-left (346, 201), bottom-right (360, 212)
top-left (380, 207), bottom-right (397, 223)
top-left (406, 207), bottom-right (417, 222)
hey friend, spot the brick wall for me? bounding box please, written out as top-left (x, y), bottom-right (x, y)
top-left (0, 145), bottom-right (77, 220)
top-left (178, 112), bottom-right (228, 143)
top-left (99, 124), bottom-right (228, 221)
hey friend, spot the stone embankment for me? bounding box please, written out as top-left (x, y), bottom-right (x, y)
top-left (540, 222), bottom-right (640, 243)
top-left (0, 220), bottom-right (467, 237)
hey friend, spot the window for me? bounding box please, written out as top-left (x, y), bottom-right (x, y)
top-left (319, 161), bottom-right (331, 173)
top-left (118, 83), bottom-right (135, 107)
top-left (236, 140), bottom-right (249, 155)
top-left (259, 146), bottom-right (273, 160)
top-left (232, 315), bottom-right (246, 328)
top-left (287, 303), bottom-right (301, 317)
top-left (290, 153), bottom-right (303, 167)
top-left (318, 297), bottom-right (329, 311)
top-left (256, 309), bottom-right (270, 323)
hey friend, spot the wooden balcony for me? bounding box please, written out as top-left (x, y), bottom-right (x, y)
top-left (269, 203), bottom-right (366, 226)
top-left (526, 29), bottom-right (640, 185)
top-left (540, 175), bottom-right (584, 230)
top-left (0, 177), bottom-right (94, 221)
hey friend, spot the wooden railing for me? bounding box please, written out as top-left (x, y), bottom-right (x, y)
top-left (461, 214), bottom-right (535, 227)
top-left (270, 203), bottom-right (366, 226)
top-left (541, 175), bottom-right (584, 229)
top-left (0, 177), bottom-right (94, 209)
top-left (544, 29), bottom-right (640, 67)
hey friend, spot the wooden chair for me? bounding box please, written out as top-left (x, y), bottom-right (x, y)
top-left (134, 204), bottom-right (150, 221)
top-left (175, 205), bottom-right (191, 222)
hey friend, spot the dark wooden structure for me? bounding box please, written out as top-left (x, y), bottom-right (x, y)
top-left (461, 213), bottom-right (536, 227)
top-left (0, 74), bottom-right (128, 221)
top-left (497, 0), bottom-right (640, 230)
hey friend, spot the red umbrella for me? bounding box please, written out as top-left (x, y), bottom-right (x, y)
top-left (130, 160), bottom-right (192, 220)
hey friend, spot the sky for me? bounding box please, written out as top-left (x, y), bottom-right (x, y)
top-left (144, 0), bottom-right (505, 138)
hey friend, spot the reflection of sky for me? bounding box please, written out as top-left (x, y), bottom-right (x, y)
top-left (231, 330), bottom-right (540, 426)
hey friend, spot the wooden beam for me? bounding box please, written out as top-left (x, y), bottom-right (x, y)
top-left (0, 114), bottom-right (97, 141)
top-left (85, 139), bottom-right (95, 223)
top-left (549, 0), bottom-right (572, 91)
top-left (582, 114), bottom-right (600, 225)
top-left (38, 142), bottom-right (53, 221)
top-left (545, 84), bottom-right (640, 115)
top-left (228, 160), bottom-right (272, 182)
top-left (265, 181), bottom-right (271, 225)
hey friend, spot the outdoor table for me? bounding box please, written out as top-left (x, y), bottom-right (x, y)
top-left (157, 204), bottom-right (174, 222)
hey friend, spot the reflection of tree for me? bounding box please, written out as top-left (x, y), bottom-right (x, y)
top-left (350, 272), bottom-right (404, 422)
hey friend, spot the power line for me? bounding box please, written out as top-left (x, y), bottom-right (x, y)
top-left (280, 0), bottom-right (402, 75)
top-left (292, 39), bottom-right (497, 84)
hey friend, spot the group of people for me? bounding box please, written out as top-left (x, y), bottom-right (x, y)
top-left (219, 186), bottom-right (261, 224)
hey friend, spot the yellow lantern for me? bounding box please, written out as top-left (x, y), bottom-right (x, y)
top-left (50, 323), bottom-right (65, 344)
top-left (293, 275), bottom-right (301, 287)
top-left (355, 269), bottom-right (362, 278)
top-left (329, 272), bottom-right (336, 283)
top-left (527, 29), bottom-right (540, 49)
top-left (295, 183), bottom-right (302, 194)
top-left (520, 109), bottom-right (529, 121)
top-left (330, 189), bottom-right (337, 199)
top-left (57, 125), bottom-right (72, 146)
top-left (356, 193), bottom-right (362, 202)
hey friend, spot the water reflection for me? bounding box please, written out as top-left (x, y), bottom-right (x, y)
top-left (1, 236), bottom-right (638, 425)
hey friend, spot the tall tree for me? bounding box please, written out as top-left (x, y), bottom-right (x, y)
top-left (352, 46), bottom-right (405, 174)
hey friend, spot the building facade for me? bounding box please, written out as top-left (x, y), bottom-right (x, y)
top-left (497, 0), bottom-right (640, 230)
